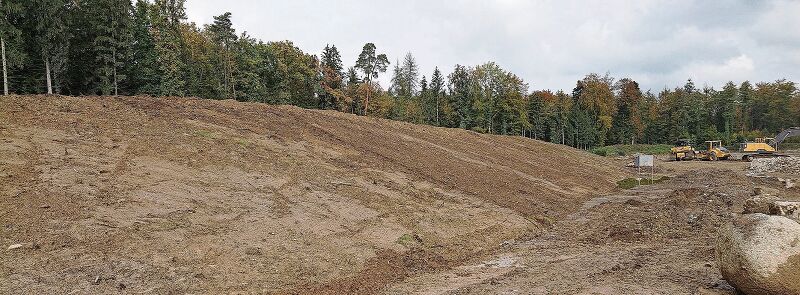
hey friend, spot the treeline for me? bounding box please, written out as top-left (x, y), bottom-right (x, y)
top-left (2, 0), bottom-right (799, 148)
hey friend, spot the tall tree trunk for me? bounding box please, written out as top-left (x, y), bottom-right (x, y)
top-left (45, 56), bottom-right (53, 94)
top-left (364, 81), bottom-right (371, 116)
top-left (223, 51), bottom-right (228, 98)
top-left (230, 57), bottom-right (236, 99)
top-left (232, 78), bottom-right (236, 99)
top-left (0, 0), bottom-right (4, 96)
top-left (2, 38), bottom-right (7, 95)
top-left (435, 94), bottom-right (439, 126)
top-left (113, 49), bottom-right (118, 95)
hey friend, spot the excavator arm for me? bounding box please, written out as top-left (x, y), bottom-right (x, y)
top-left (770, 127), bottom-right (800, 149)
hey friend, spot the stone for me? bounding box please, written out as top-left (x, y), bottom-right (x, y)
top-left (749, 157), bottom-right (800, 176)
top-left (743, 195), bottom-right (779, 214)
top-left (717, 214), bottom-right (800, 295)
top-left (777, 178), bottom-right (796, 189)
top-left (769, 201), bottom-right (800, 223)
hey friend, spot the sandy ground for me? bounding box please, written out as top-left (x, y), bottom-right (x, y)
top-left (1, 95), bottom-right (622, 294)
top-left (385, 160), bottom-right (800, 295)
top-left (2, 95), bottom-right (797, 294)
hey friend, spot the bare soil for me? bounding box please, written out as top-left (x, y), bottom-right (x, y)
top-left (1, 95), bottom-right (622, 294)
top-left (2, 95), bottom-right (797, 294)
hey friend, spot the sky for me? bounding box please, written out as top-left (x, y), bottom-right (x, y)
top-left (184, 0), bottom-right (800, 93)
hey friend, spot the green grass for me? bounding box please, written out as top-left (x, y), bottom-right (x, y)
top-left (779, 143), bottom-right (800, 151)
top-left (194, 130), bottom-right (216, 139)
top-left (616, 176), bottom-right (671, 189)
top-left (236, 138), bottom-right (251, 147)
top-left (396, 234), bottom-right (418, 247)
top-left (591, 144), bottom-right (673, 157)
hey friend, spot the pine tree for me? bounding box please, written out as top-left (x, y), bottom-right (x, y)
top-left (344, 67), bottom-right (361, 113)
top-left (419, 75), bottom-right (433, 123)
top-left (354, 43), bottom-right (389, 115)
top-left (321, 44), bottom-right (343, 79)
top-left (31, 0), bottom-right (69, 94)
top-left (448, 64), bottom-right (471, 129)
top-left (737, 81), bottom-right (753, 133)
top-left (0, 0), bottom-right (23, 95)
top-left (389, 61), bottom-right (402, 96)
top-left (390, 52), bottom-right (418, 98)
top-left (527, 91), bottom-right (549, 140)
top-left (207, 12), bottom-right (237, 98)
top-left (551, 91), bottom-right (573, 145)
top-left (93, 0), bottom-right (133, 95)
top-left (430, 67), bottom-right (444, 126)
top-left (152, 0), bottom-right (187, 96)
top-left (319, 44), bottom-right (345, 109)
top-left (610, 103), bottom-right (634, 144)
top-left (127, 0), bottom-right (160, 95)
top-left (717, 81), bottom-right (738, 140)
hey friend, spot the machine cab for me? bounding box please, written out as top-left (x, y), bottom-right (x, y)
top-left (705, 141), bottom-right (728, 151)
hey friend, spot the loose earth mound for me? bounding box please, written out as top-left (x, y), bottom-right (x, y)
top-left (0, 95), bottom-right (623, 294)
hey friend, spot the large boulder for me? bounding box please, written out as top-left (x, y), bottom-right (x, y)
top-left (717, 214), bottom-right (800, 295)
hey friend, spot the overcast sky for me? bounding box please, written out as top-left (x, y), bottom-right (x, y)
top-left (185, 0), bottom-right (800, 92)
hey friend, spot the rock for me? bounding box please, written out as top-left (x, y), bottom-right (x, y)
top-left (717, 214), bottom-right (800, 295)
top-left (770, 201), bottom-right (800, 223)
top-left (743, 195), bottom-right (779, 214)
top-left (687, 214), bottom-right (699, 225)
top-left (749, 157), bottom-right (800, 176)
top-left (752, 187), bottom-right (780, 197)
top-left (752, 187), bottom-right (763, 196)
top-left (244, 247), bottom-right (262, 256)
top-left (777, 178), bottom-right (796, 189)
top-left (7, 244), bottom-right (23, 250)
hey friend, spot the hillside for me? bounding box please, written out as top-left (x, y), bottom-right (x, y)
top-left (0, 95), bottom-right (624, 294)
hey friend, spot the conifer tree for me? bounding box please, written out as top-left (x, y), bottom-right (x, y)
top-left (94, 0), bottom-right (133, 95)
top-left (152, 0), bottom-right (187, 96)
top-left (128, 0), bottom-right (160, 95)
top-left (355, 43), bottom-right (389, 115)
top-left (430, 67), bottom-right (444, 126)
top-left (0, 0), bottom-right (22, 95)
top-left (31, 0), bottom-right (69, 94)
top-left (207, 12), bottom-right (237, 98)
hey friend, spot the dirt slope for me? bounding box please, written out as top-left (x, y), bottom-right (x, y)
top-left (0, 95), bottom-right (623, 294)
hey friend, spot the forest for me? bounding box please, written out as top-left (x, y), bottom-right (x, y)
top-left (3, 0), bottom-right (800, 149)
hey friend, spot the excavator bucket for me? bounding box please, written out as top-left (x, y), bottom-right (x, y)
top-left (769, 127), bottom-right (800, 150)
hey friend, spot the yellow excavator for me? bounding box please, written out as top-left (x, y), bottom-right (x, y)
top-left (740, 127), bottom-right (800, 162)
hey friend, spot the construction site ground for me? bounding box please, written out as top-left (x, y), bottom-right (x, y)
top-left (1, 95), bottom-right (798, 294)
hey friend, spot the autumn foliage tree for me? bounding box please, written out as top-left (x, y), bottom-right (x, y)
top-left (5, 1), bottom-right (800, 151)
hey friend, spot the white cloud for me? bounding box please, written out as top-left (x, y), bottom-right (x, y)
top-left (674, 54), bottom-right (755, 87)
top-left (184, 0), bottom-right (800, 92)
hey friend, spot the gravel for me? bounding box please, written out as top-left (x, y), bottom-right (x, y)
top-left (748, 157), bottom-right (800, 176)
